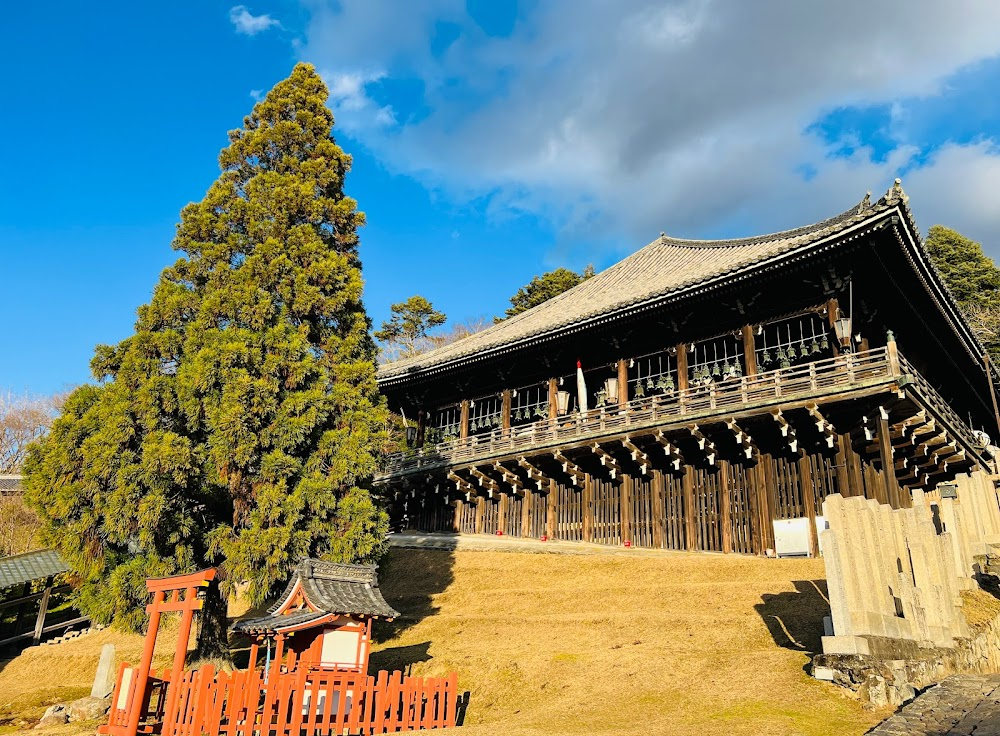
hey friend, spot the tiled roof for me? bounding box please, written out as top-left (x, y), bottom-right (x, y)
top-left (232, 559), bottom-right (399, 633)
top-left (0, 549), bottom-right (68, 589)
top-left (377, 186), bottom-right (907, 383)
top-left (0, 475), bottom-right (24, 494)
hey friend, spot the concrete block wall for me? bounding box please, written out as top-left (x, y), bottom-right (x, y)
top-left (821, 469), bottom-right (1000, 656)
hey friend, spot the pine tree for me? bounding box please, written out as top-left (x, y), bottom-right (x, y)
top-left (23, 64), bottom-right (390, 642)
top-left (501, 265), bottom-right (595, 319)
top-left (374, 295), bottom-right (447, 360)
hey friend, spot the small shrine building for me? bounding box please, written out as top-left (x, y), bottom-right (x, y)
top-left (233, 559), bottom-right (400, 674)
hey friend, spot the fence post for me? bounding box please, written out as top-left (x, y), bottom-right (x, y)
top-left (31, 577), bottom-right (53, 645)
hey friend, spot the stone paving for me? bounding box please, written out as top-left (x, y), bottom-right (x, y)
top-left (869, 674), bottom-right (1000, 735)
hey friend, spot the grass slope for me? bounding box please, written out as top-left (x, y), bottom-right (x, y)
top-left (0, 547), bottom-right (884, 735)
top-left (372, 548), bottom-right (884, 736)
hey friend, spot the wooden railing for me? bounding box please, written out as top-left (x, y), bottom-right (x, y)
top-left (896, 353), bottom-right (982, 453)
top-left (382, 347), bottom-right (899, 477)
top-left (105, 662), bottom-right (458, 736)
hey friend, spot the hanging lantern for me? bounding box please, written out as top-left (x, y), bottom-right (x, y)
top-left (655, 375), bottom-right (668, 392)
top-left (762, 349), bottom-right (772, 365)
top-left (722, 359), bottom-right (732, 376)
top-left (734, 361), bottom-right (743, 377)
top-left (787, 344), bottom-right (797, 360)
top-left (596, 388), bottom-right (607, 407)
top-left (776, 347), bottom-right (786, 363)
top-left (515, 407), bottom-right (524, 421)
top-left (635, 380), bottom-right (646, 397)
top-left (833, 316), bottom-right (853, 349)
top-left (820, 334), bottom-right (829, 351)
top-left (541, 401), bottom-right (550, 416)
top-left (664, 374), bottom-right (675, 392)
top-left (556, 391), bottom-right (571, 415)
top-left (810, 339), bottom-right (820, 355)
top-left (711, 362), bottom-right (721, 378)
top-left (604, 377), bottom-right (619, 404)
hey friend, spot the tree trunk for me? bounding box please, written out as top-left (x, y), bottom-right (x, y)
top-left (195, 577), bottom-right (232, 662)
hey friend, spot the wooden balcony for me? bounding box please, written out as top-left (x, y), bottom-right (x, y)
top-left (380, 346), bottom-right (980, 480)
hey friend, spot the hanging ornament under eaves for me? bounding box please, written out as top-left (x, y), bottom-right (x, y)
top-left (762, 349), bottom-right (772, 365)
top-left (820, 334), bottom-right (829, 351)
top-left (810, 339), bottom-right (820, 355)
top-left (635, 380), bottom-right (646, 397)
top-left (664, 374), bottom-right (675, 392)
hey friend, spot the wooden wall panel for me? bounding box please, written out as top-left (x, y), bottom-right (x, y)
top-left (631, 475), bottom-right (655, 548)
top-left (592, 478), bottom-right (621, 546)
top-left (557, 484), bottom-right (583, 542)
top-left (505, 494), bottom-right (523, 537)
top-left (481, 498), bottom-right (499, 535)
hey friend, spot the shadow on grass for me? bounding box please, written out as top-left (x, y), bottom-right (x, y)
top-left (754, 579), bottom-right (830, 656)
top-left (372, 546), bottom-right (456, 645)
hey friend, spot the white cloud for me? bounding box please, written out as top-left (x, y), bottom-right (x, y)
top-left (249, 89), bottom-right (264, 101)
top-left (229, 5), bottom-right (281, 36)
top-left (298, 0), bottom-right (1000, 253)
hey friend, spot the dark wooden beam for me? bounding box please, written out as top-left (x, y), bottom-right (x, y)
top-left (719, 459), bottom-right (733, 554)
top-left (416, 409), bottom-right (426, 448)
top-left (877, 414), bottom-right (902, 508)
top-left (591, 442), bottom-right (623, 479)
top-left (770, 409), bottom-right (800, 454)
top-left (682, 466), bottom-right (696, 551)
top-left (460, 399), bottom-right (470, 440)
top-left (687, 424), bottom-right (717, 465)
top-left (621, 437), bottom-right (650, 475)
top-left (798, 455), bottom-right (820, 556)
top-left (548, 378), bottom-right (558, 420)
top-left (517, 456), bottom-right (547, 490)
top-left (805, 403), bottom-right (837, 449)
top-left (492, 461), bottom-right (526, 496)
top-left (724, 418), bottom-right (759, 461)
top-left (501, 390), bottom-right (512, 434)
top-left (654, 431), bottom-right (684, 471)
top-left (447, 470), bottom-right (475, 495)
top-left (553, 451), bottom-right (585, 487)
top-left (676, 344), bottom-right (689, 392)
top-left (469, 467), bottom-right (499, 496)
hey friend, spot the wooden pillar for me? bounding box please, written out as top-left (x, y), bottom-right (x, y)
top-left (758, 455), bottom-right (775, 554)
top-left (475, 496), bottom-right (485, 533)
top-left (460, 400), bottom-right (470, 440)
top-left (416, 409), bottom-right (426, 448)
top-left (651, 470), bottom-right (665, 549)
top-left (125, 588), bottom-right (166, 736)
top-left (618, 359), bottom-right (629, 407)
top-left (501, 390), bottom-right (512, 434)
top-left (826, 297), bottom-right (841, 356)
top-left (248, 640), bottom-right (260, 671)
top-left (844, 435), bottom-right (865, 500)
top-left (170, 586), bottom-right (199, 687)
top-left (621, 474), bottom-right (633, 546)
top-left (582, 474), bottom-right (594, 542)
top-left (32, 577), bottom-right (53, 645)
top-left (746, 460), bottom-right (762, 555)
top-left (498, 493), bottom-right (508, 535)
top-left (548, 378), bottom-right (558, 420)
top-left (676, 344), bottom-right (689, 392)
top-left (682, 466), bottom-right (696, 551)
top-left (886, 330), bottom-right (900, 376)
top-left (453, 500), bottom-right (463, 532)
top-left (877, 415), bottom-right (901, 508)
top-left (547, 479), bottom-right (557, 538)
top-left (742, 325), bottom-right (758, 376)
top-left (798, 455), bottom-right (820, 557)
top-left (522, 490), bottom-right (532, 537)
top-left (834, 433), bottom-right (853, 497)
top-left (719, 460), bottom-right (733, 553)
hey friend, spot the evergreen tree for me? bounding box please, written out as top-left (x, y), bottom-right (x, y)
top-left (23, 64), bottom-right (390, 641)
top-left (501, 265), bottom-right (595, 319)
top-left (924, 225), bottom-right (1000, 362)
top-left (374, 295), bottom-right (446, 359)
top-left (924, 225), bottom-right (1000, 309)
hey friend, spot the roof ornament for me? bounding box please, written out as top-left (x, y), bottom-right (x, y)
top-left (885, 177), bottom-right (909, 205)
top-left (857, 191), bottom-right (871, 213)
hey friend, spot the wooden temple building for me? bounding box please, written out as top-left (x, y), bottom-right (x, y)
top-left (377, 180), bottom-right (999, 557)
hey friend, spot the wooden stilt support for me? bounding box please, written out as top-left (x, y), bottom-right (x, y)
top-left (682, 466), bottom-right (696, 551)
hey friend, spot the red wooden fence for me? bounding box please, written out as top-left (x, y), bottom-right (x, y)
top-left (105, 661), bottom-right (459, 735)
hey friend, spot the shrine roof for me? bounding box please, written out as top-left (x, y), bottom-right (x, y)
top-left (377, 181), bottom-right (949, 383)
top-left (232, 559), bottom-right (399, 633)
top-left (0, 549), bottom-right (68, 589)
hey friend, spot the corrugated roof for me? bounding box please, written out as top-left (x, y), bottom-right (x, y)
top-left (0, 549), bottom-right (68, 589)
top-left (0, 475), bottom-right (24, 494)
top-left (377, 187), bottom-right (902, 383)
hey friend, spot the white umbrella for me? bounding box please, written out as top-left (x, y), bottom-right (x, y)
top-left (576, 360), bottom-right (588, 413)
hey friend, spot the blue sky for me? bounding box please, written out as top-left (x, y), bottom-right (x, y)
top-left (3, 1), bottom-right (1000, 395)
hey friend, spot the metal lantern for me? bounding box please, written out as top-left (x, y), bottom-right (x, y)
top-left (556, 390), bottom-right (571, 415)
top-left (833, 316), bottom-right (853, 349)
top-left (820, 334), bottom-right (829, 351)
top-left (655, 375), bottom-right (668, 392)
top-left (596, 388), bottom-right (607, 407)
top-left (635, 380), bottom-right (646, 398)
top-left (722, 359), bottom-right (732, 376)
top-left (604, 377), bottom-right (619, 404)
top-left (405, 425), bottom-right (417, 446)
top-left (810, 339), bottom-right (820, 355)
top-left (711, 362), bottom-right (721, 378)
top-left (762, 349), bottom-right (772, 365)
top-left (664, 374), bottom-right (675, 392)
top-left (787, 344), bottom-right (797, 360)
top-left (734, 361), bottom-right (743, 378)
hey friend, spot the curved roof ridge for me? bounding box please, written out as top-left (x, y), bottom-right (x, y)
top-left (657, 194), bottom-right (871, 249)
top-left (377, 188), bottom-right (895, 382)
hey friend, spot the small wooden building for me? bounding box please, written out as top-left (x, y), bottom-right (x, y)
top-left (233, 559), bottom-right (400, 674)
top-left (378, 181), bottom-right (999, 557)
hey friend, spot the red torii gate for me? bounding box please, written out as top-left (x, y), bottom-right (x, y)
top-left (99, 568), bottom-right (217, 736)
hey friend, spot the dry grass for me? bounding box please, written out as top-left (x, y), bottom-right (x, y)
top-left (961, 588), bottom-right (1000, 632)
top-left (371, 548), bottom-right (884, 736)
top-left (0, 547), bottom-right (886, 735)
